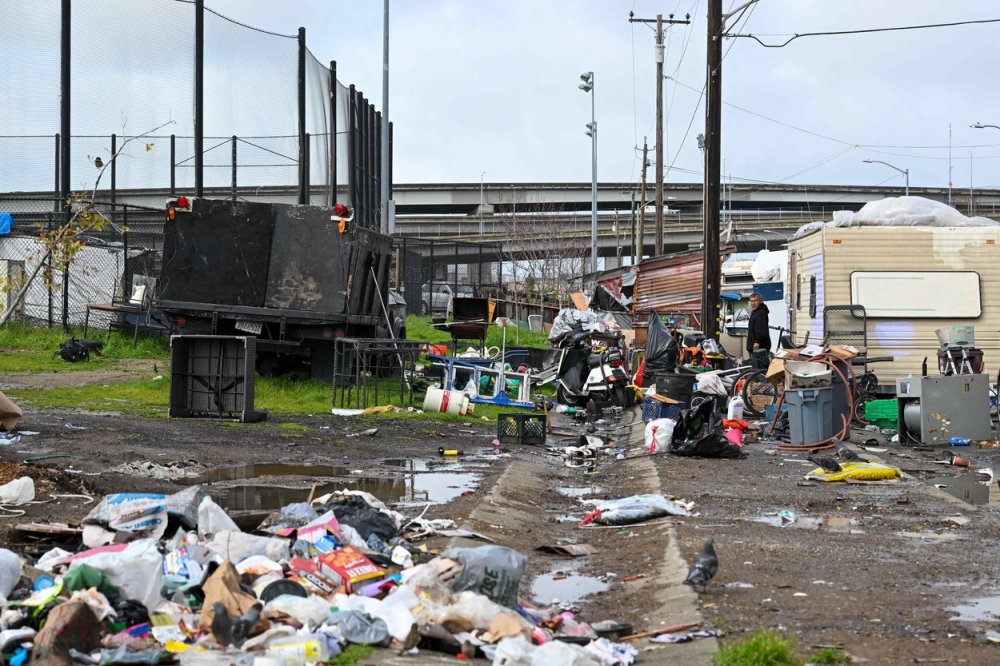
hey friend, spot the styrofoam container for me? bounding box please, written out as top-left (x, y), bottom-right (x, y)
top-left (784, 360), bottom-right (832, 389)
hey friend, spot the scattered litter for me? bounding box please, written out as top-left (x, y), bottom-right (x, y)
top-left (536, 544), bottom-right (598, 557)
top-left (346, 428), bottom-right (379, 438)
top-left (863, 446), bottom-right (888, 453)
top-left (648, 628), bottom-right (718, 644)
top-left (805, 461), bottom-right (902, 482)
top-left (16, 431), bottom-right (39, 436)
top-left (64, 423), bottom-right (87, 430)
top-left (579, 495), bottom-right (694, 525)
top-left (722, 582), bottom-right (754, 589)
top-left (0, 434), bottom-right (21, 446)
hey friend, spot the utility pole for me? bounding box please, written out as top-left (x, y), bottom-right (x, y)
top-left (654, 15), bottom-right (664, 256)
top-left (630, 190), bottom-right (637, 265)
top-left (703, 0), bottom-right (723, 339)
top-left (629, 12), bottom-right (690, 257)
top-left (638, 139), bottom-right (649, 263)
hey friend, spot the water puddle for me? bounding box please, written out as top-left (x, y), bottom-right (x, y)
top-left (531, 570), bottom-right (609, 605)
top-left (188, 459), bottom-right (478, 511)
top-left (934, 475), bottom-right (998, 505)
top-left (556, 486), bottom-right (604, 498)
top-left (949, 595), bottom-right (1000, 622)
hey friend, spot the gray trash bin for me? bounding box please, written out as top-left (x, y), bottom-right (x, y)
top-left (785, 386), bottom-right (834, 446)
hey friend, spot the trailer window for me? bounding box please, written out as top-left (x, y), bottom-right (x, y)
top-left (808, 275), bottom-right (817, 318)
top-left (850, 271), bottom-right (982, 318)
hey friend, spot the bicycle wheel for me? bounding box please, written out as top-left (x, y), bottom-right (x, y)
top-left (853, 393), bottom-right (870, 425)
top-left (741, 370), bottom-right (780, 418)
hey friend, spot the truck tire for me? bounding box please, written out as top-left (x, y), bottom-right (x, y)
top-left (421, 301), bottom-right (430, 315)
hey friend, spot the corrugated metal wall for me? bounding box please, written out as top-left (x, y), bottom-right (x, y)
top-left (789, 226), bottom-right (1000, 383)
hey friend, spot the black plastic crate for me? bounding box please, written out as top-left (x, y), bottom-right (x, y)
top-left (497, 413), bottom-right (546, 446)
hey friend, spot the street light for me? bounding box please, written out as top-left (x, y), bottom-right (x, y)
top-left (971, 122), bottom-right (1000, 131)
top-left (863, 158), bottom-right (909, 196)
top-left (579, 71), bottom-right (597, 272)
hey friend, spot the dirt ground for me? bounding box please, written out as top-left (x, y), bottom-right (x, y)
top-left (4, 366), bottom-right (1000, 663)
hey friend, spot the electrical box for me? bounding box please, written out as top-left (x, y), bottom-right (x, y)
top-left (896, 374), bottom-right (992, 445)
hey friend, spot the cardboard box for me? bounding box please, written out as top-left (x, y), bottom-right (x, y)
top-left (318, 546), bottom-right (384, 592)
top-left (766, 358), bottom-right (786, 385)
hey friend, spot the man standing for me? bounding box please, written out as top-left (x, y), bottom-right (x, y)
top-left (746, 292), bottom-right (771, 367)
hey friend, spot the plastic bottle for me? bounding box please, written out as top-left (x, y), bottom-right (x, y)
top-left (949, 437), bottom-right (972, 447)
top-left (266, 635), bottom-right (330, 661)
top-left (726, 395), bottom-right (745, 421)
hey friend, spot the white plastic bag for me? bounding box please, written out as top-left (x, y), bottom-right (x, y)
top-left (208, 531), bottom-right (290, 564)
top-left (0, 549), bottom-right (23, 597)
top-left (0, 477), bottom-right (34, 506)
top-left (197, 496), bottom-right (239, 536)
top-left (581, 494), bottom-right (692, 525)
top-left (68, 539), bottom-right (163, 610)
top-left (645, 418), bottom-right (676, 454)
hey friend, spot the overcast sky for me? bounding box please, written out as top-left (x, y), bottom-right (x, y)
top-left (5, 1), bottom-right (1000, 192)
top-left (198, 0), bottom-right (1000, 191)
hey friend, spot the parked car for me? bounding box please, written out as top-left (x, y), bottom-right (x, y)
top-left (420, 283), bottom-right (475, 315)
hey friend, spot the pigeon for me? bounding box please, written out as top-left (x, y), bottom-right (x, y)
top-left (93, 156), bottom-right (103, 169)
top-left (683, 537), bottom-right (718, 591)
top-left (807, 455), bottom-right (842, 473)
top-left (210, 601), bottom-right (262, 650)
top-left (834, 440), bottom-right (868, 463)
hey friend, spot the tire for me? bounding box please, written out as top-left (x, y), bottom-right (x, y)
top-left (609, 384), bottom-right (628, 408)
top-left (741, 370), bottom-right (779, 417)
top-left (557, 384), bottom-right (588, 408)
top-left (421, 301), bottom-right (430, 316)
top-left (853, 395), bottom-right (870, 425)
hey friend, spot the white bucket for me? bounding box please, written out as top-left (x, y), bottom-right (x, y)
top-left (423, 387), bottom-right (472, 415)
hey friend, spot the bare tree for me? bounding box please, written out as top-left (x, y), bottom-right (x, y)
top-left (495, 194), bottom-right (589, 322)
top-left (0, 121), bottom-right (174, 327)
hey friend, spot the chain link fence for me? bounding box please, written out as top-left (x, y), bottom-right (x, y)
top-left (0, 195), bottom-right (161, 329)
top-left (396, 239), bottom-right (504, 317)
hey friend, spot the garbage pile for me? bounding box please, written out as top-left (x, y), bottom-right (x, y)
top-left (0, 485), bottom-right (641, 665)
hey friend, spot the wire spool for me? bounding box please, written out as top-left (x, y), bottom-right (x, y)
top-left (902, 401), bottom-right (922, 435)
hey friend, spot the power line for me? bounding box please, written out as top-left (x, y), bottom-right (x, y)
top-left (728, 16), bottom-right (1000, 48)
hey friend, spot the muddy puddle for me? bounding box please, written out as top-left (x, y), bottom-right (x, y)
top-left (531, 567), bottom-right (609, 605)
top-left (933, 474), bottom-right (999, 506)
top-left (949, 594), bottom-right (1000, 622)
top-left (188, 459), bottom-right (479, 511)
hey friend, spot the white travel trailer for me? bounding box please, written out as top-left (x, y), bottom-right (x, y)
top-left (786, 197), bottom-right (1000, 384)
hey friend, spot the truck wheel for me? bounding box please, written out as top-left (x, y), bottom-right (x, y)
top-left (421, 301), bottom-right (430, 315)
top-left (256, 352), bottom-right (284, 377)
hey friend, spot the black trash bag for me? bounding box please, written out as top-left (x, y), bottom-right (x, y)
top-left (57, 338), bottom-right (104, 363)
top-left (670, 397), bottom-right (746, 459)
top-left (325, 494), bottom-right (399, 542)
top-left (644, 314), bottom-right (679, 375)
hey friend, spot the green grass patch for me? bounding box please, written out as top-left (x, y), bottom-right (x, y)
top-left (0, 323), bottom-right (168, 373)
top-left (276, 422), bottom-right (309, 432)
top-left (805, 647), bottom-right (851, 665)
top-left (714, 631), bottom-right (799, 666)
top-left (8, 378), bottom-right (170, 417)
top-left (327, 644), bottom-right (375, 666)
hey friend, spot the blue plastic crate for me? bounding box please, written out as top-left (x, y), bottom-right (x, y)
top-left (642, 396), bottom-right (686, 423)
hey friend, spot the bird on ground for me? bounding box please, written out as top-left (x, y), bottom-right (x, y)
top-left (210, 601), bottom-right (263, 650)
top-left (834, 439), bottom-right (868, 463)
top-left (683, 537), bottom-right (718, 591)
top-left (93, 156), bottom-right (103, 169)
top-left (808, 455), bottom-right (842, 473)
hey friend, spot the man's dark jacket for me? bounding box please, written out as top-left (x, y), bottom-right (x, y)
top-left (747, 303), bottom-right (772, 353)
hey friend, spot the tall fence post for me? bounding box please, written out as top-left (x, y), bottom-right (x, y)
top-left (329, 60), bottom-right (337, 206)
top-left (348, 84), bottom-right (358, 222)
top-left (110, 133), bottom-right (117, 204)
top-left (170, 134), bottom-right (176, 195)
top-left (231, 135), bottom-right (237, 201)
top-left (303, 132), bottom-right (311, 204)
top-left (122, 205), bottom-right (129, 299)
top-left (194, 0), bottom-right (204, 197)
top-left (297, 26), bottom-right (307, 205)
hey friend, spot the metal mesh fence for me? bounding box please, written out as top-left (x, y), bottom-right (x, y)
top-left (0, 0), bottom-right (359, 203)
top-left (0, 195), bottom-right (161, 329)
top-left (396, 238), bottom-right (504, 317)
